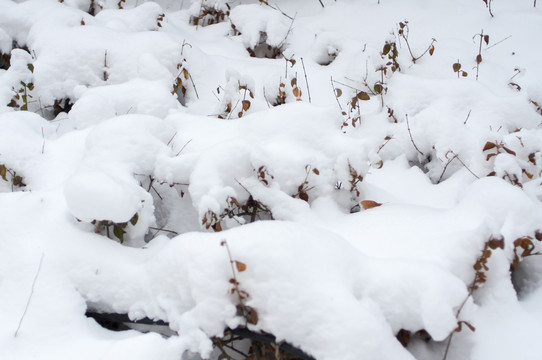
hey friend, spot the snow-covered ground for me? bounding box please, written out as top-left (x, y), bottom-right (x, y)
top-left (1, 0), bottom-right (542, 359)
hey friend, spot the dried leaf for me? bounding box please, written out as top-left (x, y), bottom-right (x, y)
top-left (235, 261), bottom-right (247, 272)
top-left (453, 63), bottom-right (461, 72)
top-left (312, 168), bottom-right (320, 175)
top-left (483, 141), bottom-right (496, 151)
top-left (291, 78), bottom-right (297, 87)
top-left (361, 200), bottom-right (382, 210)
top-left (374, 84), bottom-right (383, 94)
top-left (483, 35), bottom-right (489, 45)
top-left (246, 306), bottom-right (258, 325)
top-left (0, 164), bottom-right (6, 181)
top-left (429, 45), bottom-right (435, 56)
top-left (382, 43), bottom-right (391, 56)
top-left (502, 146), bottom-right (516, 156)
top-left (130, 213), bottom-right (139, 226)
top-left (335, 88), bottom-right (342, 98)
top-left (182, 68), bottom-right (189, 80)
top-left (476, 54), bottom-right (482, 64)
top-left (357, 91), bottom-right (370, 101)
top-left (242, 100), bottom-right (251, 111)
top-left (298, 191), bottom-right (309, 202)
top-left (488, 236), bottom-right (505, 250)
top-left (292, 87), bottom-right (301, 98)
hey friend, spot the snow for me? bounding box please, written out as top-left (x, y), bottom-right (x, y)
top-left (1, 0), bottom-right (542, 359)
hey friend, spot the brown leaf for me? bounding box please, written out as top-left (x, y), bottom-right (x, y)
top-left (335, 88), bottom-right (342, 98)
top-left (292, 87), bottom-right (301, 98)
top-left (502, 146), bottom-right (516, 156)
top-left (453, 63), bottom-right (461, 72)
top-left (312, 168), bottom-right (320, 175)
top-left (235, 261), bottom-right (247, 272)
top-left (357, 91), bottom-right (370, 101)
top-left (291, 78), bottom-right (297, 87)
top-left (298, 191), bottom-right (309, 202)
top-left (429, 45), bottom-right (435, 56)
top-left (476, 54), bottom-right (482, 64)
top-left (482, 141), bottom-right (496, 151)
top-left (488, 236), bottom-right (505, 250)
top-left (361, 200), bottom-right (382, 210)
top-left (242, 100), bottom-right (251, 111)
top-left (483, 35), bottom-right (489, 45)
top-left (246, 306), bottom-right (258, 325)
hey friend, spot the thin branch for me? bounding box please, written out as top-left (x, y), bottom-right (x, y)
top-left (300, 57), bottom-right (312, 103)
top-left (330, 76), bottom-right (345, 112)
top-left (486, 35), bottom-right (511, 50)
top-left (148, 226), bottom-right (179, 235)
top-left (176, 139), bottom-right (193, 156)
top-left (450, 151), bottom-right (480, 179)
top-left (437, 152), bottom-right (459, 183)
top-left (188, 72), bottom-right (199, 99)
top-left (463, 109), bottom-right (472, 125)
top-left (15, 254), bottom-right (44, 337)
top-left (317, 0), bottom-right (324, 7)
top-left (405, 114), bottom-right (425, 157)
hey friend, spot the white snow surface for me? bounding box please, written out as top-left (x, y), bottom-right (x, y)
top-left (2, 0), bottom-right (542, 359)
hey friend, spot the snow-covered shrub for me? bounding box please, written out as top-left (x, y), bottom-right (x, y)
top-left (189, 0), bottom-right (231, 27)
top-left (229, 4), bottom-right (291, 59)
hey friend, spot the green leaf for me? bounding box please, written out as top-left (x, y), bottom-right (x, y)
top-left (27, 63), bottom-right (34, 73)
top-left (20, 104), bottom-right (28, 111)
top-left (130, 213), bottom-right (139, 226)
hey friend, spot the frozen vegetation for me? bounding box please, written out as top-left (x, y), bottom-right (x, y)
top-left (1, 0), bottom-right (542, 359)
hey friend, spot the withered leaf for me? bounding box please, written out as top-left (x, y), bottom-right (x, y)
top-left (357, 91), bottom-right (370, 101)
top-left (482, 141), bottom-right (496, 151)
top-left (235, 261), bottom-right (247, 272)
top-left (242, 100), bottom-right (251, 111)
top-left (361, 200), bottom-right (382, 210)
top-left (453, 63), bottom-right (461, 72)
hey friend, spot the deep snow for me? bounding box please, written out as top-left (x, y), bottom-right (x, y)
top-left (1, 0), bottom-right (542, 359)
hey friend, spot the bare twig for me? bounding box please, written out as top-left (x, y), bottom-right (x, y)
top-left (463, 109), bottom-right (472, 125)
top-left (317, 0), bottom-right (324, 7)
top-left (188, 72), bottom-right (200, 99)
top-left (300, 58), bottom-right (311, 103)
top-left (450, 150), bottom-right (480, 179)
top-left (486, 35), bottom-right (511, 50)
top-left (148, 226), bottom-right (178, 235)
top-left (176, 139), bottom-right (193, 156)
top-left (330, 76), bottom-right (345, 112)
top-left (15, 254), bottom-right (44, 337)
top-left (405, 114), bottom-right (424, 157)
top-left (437, 152), bottom-right (459, 183)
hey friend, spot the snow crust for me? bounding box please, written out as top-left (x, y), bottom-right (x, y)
top-left (2, 0), bottom-right (542, 359)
